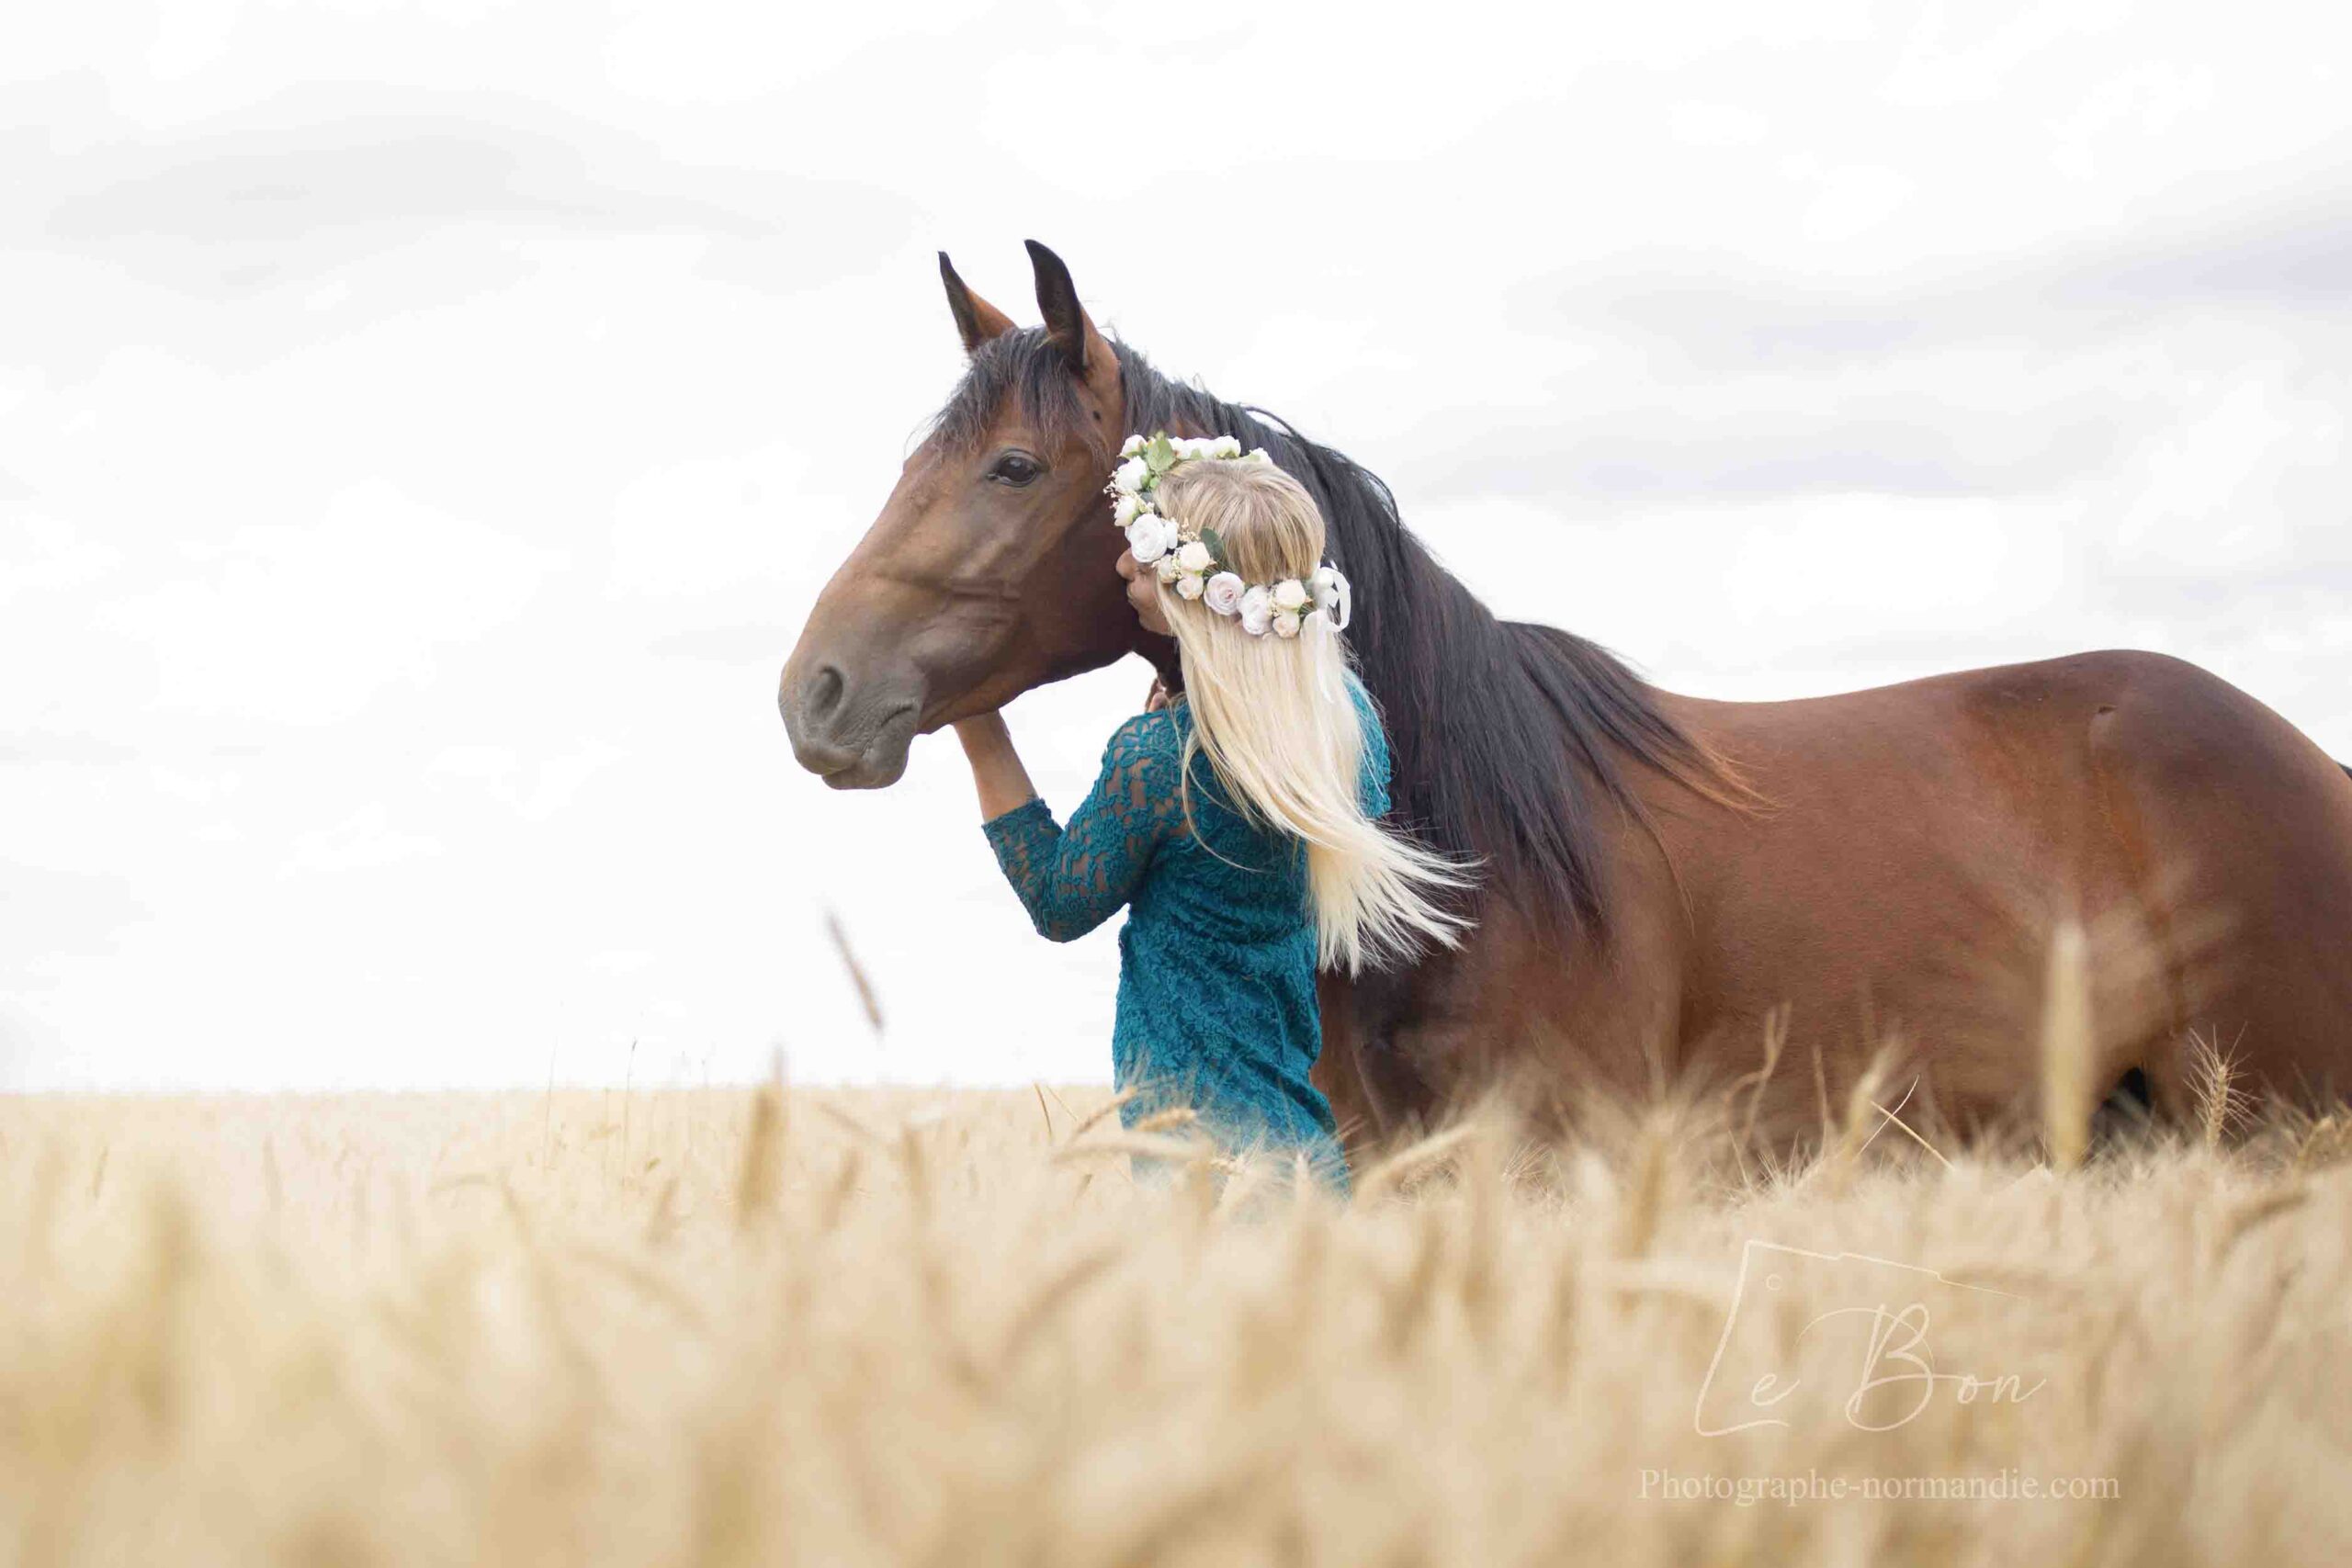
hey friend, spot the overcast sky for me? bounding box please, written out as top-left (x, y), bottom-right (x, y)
top-left (5, 1), bottom-right (2347, 1090)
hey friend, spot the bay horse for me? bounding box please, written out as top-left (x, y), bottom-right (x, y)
top-left (779, 240), bottom-right (2352, 1153)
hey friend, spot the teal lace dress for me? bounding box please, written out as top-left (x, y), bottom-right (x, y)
top-left (980, 677), bottom-right (1390, 1190)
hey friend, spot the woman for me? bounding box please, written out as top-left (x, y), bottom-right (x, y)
top-left (950, 435), bottom-right (1468, 1187)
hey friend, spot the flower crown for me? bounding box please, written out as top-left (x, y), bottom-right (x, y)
top-left (1106, 431), bottom-right (1352, 639)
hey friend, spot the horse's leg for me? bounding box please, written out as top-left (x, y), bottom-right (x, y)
top-left (1314, 966), bottom-right (1450, 1164)
top-left (1323, 884), bottom-right (1689, 1154)
top-left (1312, 973), bottom-right (1384, 1161)
top-left (2083, 661), bottom-right (2352, 1117)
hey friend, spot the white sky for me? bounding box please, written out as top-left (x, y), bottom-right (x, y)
top-left (4, 1), bottom-right (2348, 1090)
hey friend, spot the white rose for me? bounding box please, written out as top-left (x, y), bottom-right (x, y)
top-left (1154, 553), bottom-right (1182, 583)
top-left (1176, 540), bottom-right (1215, 575)
top-left (1113, 457), bottom-right (1148, 494)
top-left (1246, 446), bottom-right (1272, 464)
top-left (1203, 571), bottom-right (1245, 616)
top-left (1120, 434), bottom-right (1146, 458)
top-left (1210, 435), bottom-right (1241, 457)
top-left (1125, 515), bottom-right (1171, 563)
top-left (1175, 572), bottom-right (1204, 601)
top-left (1310, 565), bottom-right (1350, 626)
top-left (1272, 610), bottom-right (1301, 639)
top-left (1272, 579), bottom-right (1309, 612)
top-left (1238, 585), bottom-right (1272, 637)
top-left (1114, 493), bottom-right (1143, 528)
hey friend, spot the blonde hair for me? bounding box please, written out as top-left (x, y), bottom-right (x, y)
top-left (1149, 457), bottom-right (1472, 974)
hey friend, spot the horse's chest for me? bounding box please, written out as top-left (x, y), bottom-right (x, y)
top-left (1322, 889), bottom-right (1686, 1130)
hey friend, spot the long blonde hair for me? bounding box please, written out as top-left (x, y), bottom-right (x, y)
top-left (1149, 457), bottom-right (1471, 974)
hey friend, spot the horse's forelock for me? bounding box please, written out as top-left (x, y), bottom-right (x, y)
top-left (930, 328), bottom-right (1102, 458)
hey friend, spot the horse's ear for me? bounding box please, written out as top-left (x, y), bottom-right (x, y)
top-left (1025, 239), bottom-right (1115, 388)
top-left (939, 251), bottom-right (1015, 355)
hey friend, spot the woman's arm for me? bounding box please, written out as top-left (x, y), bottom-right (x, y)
top-left (967, 712), bottom-right (1180, 942)
top-left (952, 712), bottom-right (1038, 821)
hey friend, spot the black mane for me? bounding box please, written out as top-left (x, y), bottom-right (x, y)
top-left (936, 328), bottom-right (1735, 938)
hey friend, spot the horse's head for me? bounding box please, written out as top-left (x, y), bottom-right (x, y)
top-left (778, 241), bottom-right (1156, 788)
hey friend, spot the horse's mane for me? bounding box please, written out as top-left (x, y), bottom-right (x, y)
top-left (936, 329), bottom-right (1742, 938)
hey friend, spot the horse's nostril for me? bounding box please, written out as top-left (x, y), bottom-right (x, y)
top-left (806, 664), bottom-right (845, 721)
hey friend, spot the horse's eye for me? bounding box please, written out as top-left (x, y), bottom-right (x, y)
top-left (989, 452), bottom-right (1044, 487)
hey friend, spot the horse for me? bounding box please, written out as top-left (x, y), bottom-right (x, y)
top-left (778, 239), bottom-right (2352, 1154)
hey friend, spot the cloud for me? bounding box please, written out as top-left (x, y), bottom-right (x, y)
top-left (88, 479), bottom-right (566, 725)
top-left (2052, 197), bottom-right (2352, 308)
top-left (1362, 196), bottom-right (2352, 521)
top-left (7, 81), bottom-right (918, 298)
top-left (0, 731), bottom-right (141, 766)
top-left (280, 804), bottom-right (443, 875)
top-left (1508, 194), bottom-right (2352, 367)
top-left (0, 511), bottom-right (126, 601)
top-left (0, 862), bottom-right (150, 964)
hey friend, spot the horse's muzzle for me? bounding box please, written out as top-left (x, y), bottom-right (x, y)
top-left (777, 659), bottom-right (924, 790)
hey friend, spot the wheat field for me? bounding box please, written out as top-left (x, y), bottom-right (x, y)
top-left (3, 1062), bottom-right (2350, 1568)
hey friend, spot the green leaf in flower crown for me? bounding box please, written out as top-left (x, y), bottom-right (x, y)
top-left (1144, 432), bottom-right (1179, 473)
top-left (1198, 526), bottom-right (1227, 569)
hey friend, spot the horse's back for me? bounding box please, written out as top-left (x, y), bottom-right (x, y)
top-left (1660, 649), bottom-right (2352, 1120)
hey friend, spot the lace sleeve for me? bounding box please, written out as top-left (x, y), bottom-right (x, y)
top-left (1350, 675), bottom-right (1393, 818)
top-left (980, 713), bottom-right (1184, 942)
